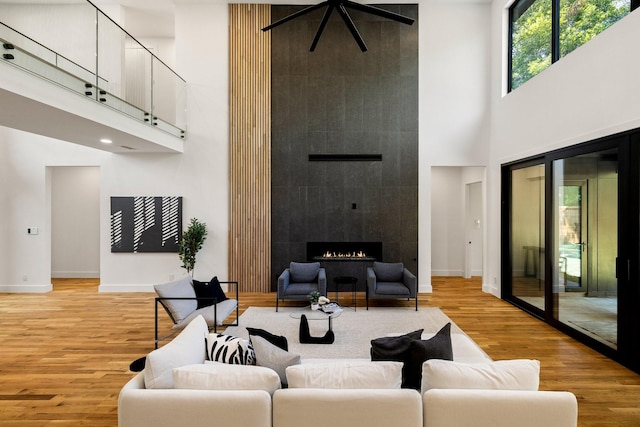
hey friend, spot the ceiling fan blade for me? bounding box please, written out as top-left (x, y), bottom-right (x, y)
top-left (342, 1), bottom-right (415, 26)
top-left (310, 5), bottom-right (335, 52)
top-left (262, 2), bottom-right (328, 32)
top-left (337, 4), bottom-right (367, 52)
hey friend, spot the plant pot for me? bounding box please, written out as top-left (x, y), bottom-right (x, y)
top-left (311, 303), bottom-right (320, 311)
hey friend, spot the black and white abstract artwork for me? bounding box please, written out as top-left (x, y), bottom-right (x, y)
top-left (110, 196), bottom-right (182, 253)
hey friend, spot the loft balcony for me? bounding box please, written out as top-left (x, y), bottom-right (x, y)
top-left (0, 2), bottom-right (186, 153)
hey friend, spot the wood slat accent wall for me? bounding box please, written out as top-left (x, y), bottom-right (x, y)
top-left (229, 4), bottom-right (271, 293)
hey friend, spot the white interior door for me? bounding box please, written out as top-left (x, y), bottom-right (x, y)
top-left (465, 181), bottom-right (483, 278)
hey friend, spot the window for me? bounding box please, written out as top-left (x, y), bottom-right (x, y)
top-left (510, 0), bottom-right (553, 91)
top-left (509, 0), bottom-right (636, 91)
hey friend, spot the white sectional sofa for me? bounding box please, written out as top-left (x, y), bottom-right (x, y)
top-left (118, 315), bottom-right (578, 427)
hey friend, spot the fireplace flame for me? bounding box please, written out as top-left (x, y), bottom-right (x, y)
top-left (322, 250), bottom-right (367, 259)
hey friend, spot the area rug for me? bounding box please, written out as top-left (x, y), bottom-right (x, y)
top-left (568, 320), bottom-right (617, 346)
top-left (222, 307), bottom-right (465, 360)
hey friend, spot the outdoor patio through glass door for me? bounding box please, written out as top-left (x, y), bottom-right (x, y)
top-left (552, 149), bottom-right (618, 350)
top-left (502, 131), bottom-right (640, 375)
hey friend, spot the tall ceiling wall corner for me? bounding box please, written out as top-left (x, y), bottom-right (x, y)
top-left (229, 4), bottom-right (272, 293)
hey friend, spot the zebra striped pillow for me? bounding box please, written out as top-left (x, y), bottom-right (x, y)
top-left (206, 333), bottom-right (256, 365)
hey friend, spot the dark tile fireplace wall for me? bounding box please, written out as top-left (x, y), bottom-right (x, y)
top-left (271, 4), bottom-right (419, 291)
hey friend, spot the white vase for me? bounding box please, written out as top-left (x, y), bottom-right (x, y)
top-left (311, 303), bottom-right (319, 311)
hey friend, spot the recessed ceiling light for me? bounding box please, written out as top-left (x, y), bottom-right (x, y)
top-left (100, 138), bottom-right (113, 144)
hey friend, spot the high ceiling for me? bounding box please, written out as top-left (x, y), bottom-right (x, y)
top-left (0, 0), bottom-right (492, 39)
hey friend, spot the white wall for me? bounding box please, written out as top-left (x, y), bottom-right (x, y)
top-left (486, 5), bottom-right (640, 296)
top-left (431, 166), bottom-right (485, 277)
top-left (418, 1), bottom-right (492, 292)
top-left (431, 167), bottom-right (464, 276)
top-left (0, 3), bottom-right (229, 292)
top-left (99, 2), bottom-right (230, 291)
top-left (0, 1), bottom-right (492, 293)
top-left (0, 4), bottom-right (97, 73)
top-left (0, 130), bottom-right (107, 291)
top-left (51, 166), bottom-right (100, 278)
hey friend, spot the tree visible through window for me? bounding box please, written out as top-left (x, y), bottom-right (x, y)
top-left (510, 0), bottom-right (631, 91)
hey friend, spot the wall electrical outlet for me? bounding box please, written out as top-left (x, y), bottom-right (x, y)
top-left (22, 275), bottom-right (28, 282)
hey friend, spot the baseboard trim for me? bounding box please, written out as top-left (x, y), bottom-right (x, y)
top-left (419, 284), bottom-right (433, 293)
top-left (52, 271), bottom-right (100, 278)
top-left (98, 284), bottom-right (154, 293)
top-left (0, 283), bottom-right (53, 293)
top-left (431, 270), bottom-right (464, 277)
top-left (483, 283), bottom-right (500, 297)
top-left (98, 283), bottom-right (232, 293)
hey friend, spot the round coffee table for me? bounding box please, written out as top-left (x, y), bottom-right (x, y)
top-left (290, 305), bottom-right (343, 344)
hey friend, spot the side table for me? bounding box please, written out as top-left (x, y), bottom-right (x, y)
top-left (333, 276), bottom-right (357, 311)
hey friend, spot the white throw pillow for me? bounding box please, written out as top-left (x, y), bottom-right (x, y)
top-left (286, 361), bottom-right (403, 389)
top-left (173, 362), bottom-right (281, 395)
top-left (421, 359), bottom-right (540, 394)
top-left (144, 315), bottom-right (208, 389)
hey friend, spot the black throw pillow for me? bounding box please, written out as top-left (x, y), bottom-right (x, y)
top-left (403, 323), bottom-right (453, 390)
top-left (193, 276), bottom-right (228, 309)
top-left (247, 327), bottom-right (289, 351)
top-left (370, 329), bottom-right (424, 361)
top-left (129, 356), bottom-right (146, 372)
top-left (371, 329), bottom-right (424, 387)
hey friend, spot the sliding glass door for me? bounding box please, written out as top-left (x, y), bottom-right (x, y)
top-left (552, 149), bottom-right (618, 349)
top-left (510, 163), bottom-right (546, 312)
top-left (502, 132), bottom-right (640, 374)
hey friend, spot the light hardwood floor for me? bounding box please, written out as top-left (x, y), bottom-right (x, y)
top-left (0, 277), bottom-right (639, 426)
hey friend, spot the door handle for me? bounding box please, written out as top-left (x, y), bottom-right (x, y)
top-left (615, 257), bottom-right (630, 280)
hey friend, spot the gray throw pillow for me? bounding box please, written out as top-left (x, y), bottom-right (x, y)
top-left (154, 277), bottom-right (197, 324)
top-left (373, 262), bottom-right (404, 282)
top-left (289, 262), bottom-right (320, 282)
top-left (252, 335), bottom-right (301, 386)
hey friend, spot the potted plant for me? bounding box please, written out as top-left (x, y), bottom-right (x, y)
top-left (178, 218), bottom-right (207, 277)
top-left (308, 291), bottom-right (321, 310)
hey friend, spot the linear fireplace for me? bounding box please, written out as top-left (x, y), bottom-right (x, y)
top-left (306, 242), bottom-right (382, 293)
top-left (306, 242), bottom-right (382, 262)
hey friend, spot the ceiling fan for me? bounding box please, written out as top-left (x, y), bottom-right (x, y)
top-left (261, 0), bottom-right (415, 53)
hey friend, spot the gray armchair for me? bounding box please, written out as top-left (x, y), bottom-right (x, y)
top-left (276, 262), bottom-right (327, 311)
top-left (366, 261), bottom-right (418, 310)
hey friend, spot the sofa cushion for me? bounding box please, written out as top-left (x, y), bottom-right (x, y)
top-left (252, 335), bottom-right (301, 386)
top-left (373, 262), bottom-right (404, 282)
top-left (143, 315), bottom-right (208, 389)
top-left (403, 323), bottom-right (453, 390)
top-left (154, 277), bottom-right (197, 324)
top-left (289, 262), bottom-right (320, 282)
top-left (423, 389), bottom-right (577, 427)
top-left (247, 327), bottom-right (288, 351)
top-left (421, 359), bottom-right (540, 394)
top-left (273, 388), bottom-right (423, 427)
top-left (286, 360), bottom-right (403, 389)
top-left (173, 362), bottom-right (281, 395)
top-left (192, 276), bottom-right (227, 309)
top-left (206, 333), bottom-right (255, 365)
